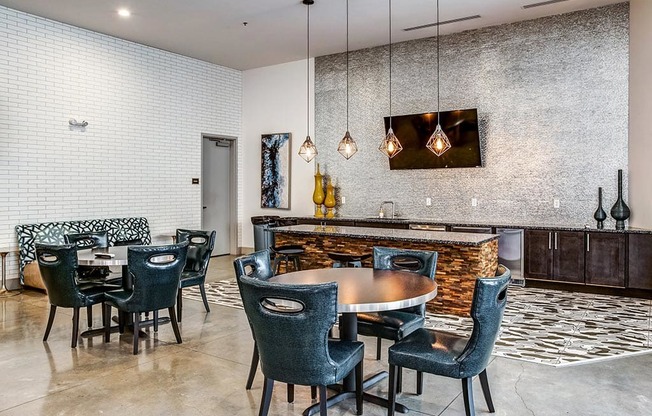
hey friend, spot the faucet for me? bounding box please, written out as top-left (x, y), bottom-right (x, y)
top-left (379, 201), bottom-right (395, 219)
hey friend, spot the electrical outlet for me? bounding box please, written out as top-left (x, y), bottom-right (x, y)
top-left (426, 197), bottom-right (432, 206)
top-left (341, 196), bottom-right (346, 204)
top-left (553, 199), bottom-right (560, 209)
top-left (471, 198), bottom-right (478, 207)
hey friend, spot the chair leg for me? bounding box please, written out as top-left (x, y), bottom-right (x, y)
top-left (388, 364), bottom-right (398, 416)
top-left (71, 307), bottom-right (80, 348)
top-left (311, 386), bottom-right (317, 400)
top-left (177, 289), bottom-right (183, 322)
top-left (43, 305), bottom-right (57, 342)
top-left (416, 371), bottom-right (424, 395)
top-left (397, 367), bottom-right (403, 394)
top-left (272, 258), bottom-right (281, 275)
top-left (318, 385), bottom-right (328, 416)
top-left (355, 359), bottom-right (363, 415)
top-left (153, 310), bottom-right (159, 332)
top-left (118, 311), bottom-right (125, 334)
top-left (168, 307), bottom-right (183, 344)
top-left (199, 284), bottom-right (210, 313)
top-left (376, 337), bottom-right (382, 360)
top-left (479, 369), bottom-right (495, 413)
top-left (293, 256), bottom-right (301, 271)
top-left (287, 384), bottom-right (294, 403)
top-left (462, 377), bottom-right (475, 416)
top-left (133, 312), bottom-right (140, 355)
top-left (246, 343), bottom-right (259, 390)
top-left (104, 304), bottom-right (111, 343)
top-left (86, 305), bottom-right (93, 329)
top-left (101, 303), bottom-right (106, 328)
top-left (259, 377), bottom-right (274, 416)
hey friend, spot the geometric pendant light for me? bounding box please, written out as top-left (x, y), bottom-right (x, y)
top-left (337, 0), bottom-right (358, 160)
top-left (426, 0), bottom-right (451, 157)
top-left (298, 0), bottom-right (318, 163)
top-left (378, 0), bottom-right (403, 159)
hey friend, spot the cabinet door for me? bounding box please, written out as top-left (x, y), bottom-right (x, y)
top-left (553, 231), bottom-right (585, 283)
top-left (585, 233), bottom-right (625, 287)
top-left (524, 230), bottom-right (553, 280)
top-left (628, 234), bottom-right (652, 290)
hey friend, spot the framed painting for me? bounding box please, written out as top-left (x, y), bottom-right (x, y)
top-left (261, 133), bottom-right (291, 209)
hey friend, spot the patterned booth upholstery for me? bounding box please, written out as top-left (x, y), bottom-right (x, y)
top-left (15, 217), bottom-right (151, 288)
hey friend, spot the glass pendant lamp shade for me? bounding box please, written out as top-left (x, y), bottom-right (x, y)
top-left (299, 135), bottom-right (318, 162)
top-left (337, 131), bottom-right (358, 159)
top-left (426, 123), bottom-right (451, 156)
top-left (379, 127), bottom-right (403, 158)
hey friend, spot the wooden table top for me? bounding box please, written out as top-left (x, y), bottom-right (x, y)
top-left (270, 267), bottom-right (437, 313)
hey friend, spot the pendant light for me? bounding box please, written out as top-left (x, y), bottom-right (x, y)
top-left (337, 0), bottom-right (358, 160)
top-left (426, 0), bottom-right (451, 157)
top-left (378, 0), bottom-right (403, 159)
top-left (298, 0), bottom-right (318, 163)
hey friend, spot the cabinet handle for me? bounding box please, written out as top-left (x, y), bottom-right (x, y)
top-left (587, 234), bottom-right (590, 252)
top-left (548, 232), bottom-right (552, 250)
top-left (554, 232), bottom-right (558, 250)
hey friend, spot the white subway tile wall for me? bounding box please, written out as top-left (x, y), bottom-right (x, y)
top-left (0, 6), bottom-right (243, 286)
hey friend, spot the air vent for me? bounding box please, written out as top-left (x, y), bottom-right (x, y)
top-left (522, 0), bottom-right (570, 10)
top-left (403, 15), bottom-right (481, 32)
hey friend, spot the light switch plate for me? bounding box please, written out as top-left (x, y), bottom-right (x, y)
top-left (341, 196), bottom-right (346, 204)
top-left (471, 198), bottom-right (478, 207)
top-left (426, 197), bottom-right (432, 206)
top-left (553, 199), bottom-right (560, 208)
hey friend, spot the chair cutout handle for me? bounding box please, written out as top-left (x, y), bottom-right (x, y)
top-left (261, 297), bottom-right (305, 314)
top-left (38, 253), bottom-right (59, 264)
top-left (190, 236), bottom-right (207, 244)
top-left (148, 254), bottom-right (177, 265)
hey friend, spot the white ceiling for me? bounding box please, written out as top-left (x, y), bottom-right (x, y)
top-left (0, 0), bottom-right (626, 70)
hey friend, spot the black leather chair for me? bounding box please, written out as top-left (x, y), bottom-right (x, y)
top-left (233, 250), bottom-right (315, 402)
top-left (175, 229), bottom-right (216, 322)
top-left (387, 266), bottom-right (511, 416)
top-left (113, 238), bottom-right (143, 246)
top-left (358, 247), bottom-right (438, 359)
top-left (238, 275), bottom-right (364, 416)
top-left (36, 243), bottom-right (112, 348)
top-left (103, 242), bottom-right (188, 355)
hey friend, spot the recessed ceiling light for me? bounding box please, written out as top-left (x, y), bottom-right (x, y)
top-left (118, 9), bottom-right (131, 18)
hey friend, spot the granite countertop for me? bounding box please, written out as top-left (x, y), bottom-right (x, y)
top-left (270, 225), bottom-right (499, 246)
top-left (291, 216), bottom-right (652, 234)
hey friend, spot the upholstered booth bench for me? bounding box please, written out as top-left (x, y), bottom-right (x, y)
top-left (15, 217), bottom-right (151, 290)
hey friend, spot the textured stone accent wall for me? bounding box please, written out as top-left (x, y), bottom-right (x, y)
top-left (314, 4), bottom-right (629, 228)
top-left (275, 234), bottom-right (498, 316)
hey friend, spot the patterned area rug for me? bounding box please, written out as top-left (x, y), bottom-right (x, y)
top-left (183, 281), bottom-right (652, 367)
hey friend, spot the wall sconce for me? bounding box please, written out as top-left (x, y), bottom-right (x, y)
top-left (69, 119), bottom-right (88, 127)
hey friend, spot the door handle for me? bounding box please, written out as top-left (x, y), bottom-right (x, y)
top-left (202, 206), bottom-right (207, 209)
top-left (554, 232), bottom-right (558, 250)
top-left (587, 234), bottom-right (590, 252)
top-left (548, 232), bottom-right (552, 250)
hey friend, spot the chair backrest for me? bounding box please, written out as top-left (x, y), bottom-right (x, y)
top-left (457, 265), bottom-right (511, 378)
top-left (176, 229), bottom-right (216, 274)
top-left (239, 275), bottom-right (340, 386)
top-left (373, 246), bottom-right (438, 315)
top-left (64, 231), bottom-right (109, 250)
top-left (35, 244), bottom-right (85, 308)
top-left (233, 249), bottom-right (274, 284)
top-left (123, 242), bottom-right (189, 312)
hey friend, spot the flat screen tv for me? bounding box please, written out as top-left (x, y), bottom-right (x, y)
top-left (383, 108), bottom-right (482, 170)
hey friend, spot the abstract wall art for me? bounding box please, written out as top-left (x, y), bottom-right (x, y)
top-left (261, 133), bottom-right (291, 209)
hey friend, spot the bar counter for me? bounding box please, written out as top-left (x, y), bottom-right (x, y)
top-left (270, 225), bottom-right (499, 316)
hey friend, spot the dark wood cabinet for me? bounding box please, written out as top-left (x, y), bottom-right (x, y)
top-left (584, 233), bottom-right (626, 287)
top-left (524, 230), bottom-right (553, 280)
top-left (628, 234), bottom-right (652, 290)
top-left (525, 230), bottom-right (584, 283)
top-left (355, 221), bottom-right (409, 229)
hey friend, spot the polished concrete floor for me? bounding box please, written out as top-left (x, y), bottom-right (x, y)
top-left (1, 256), bottom-right (651, 415)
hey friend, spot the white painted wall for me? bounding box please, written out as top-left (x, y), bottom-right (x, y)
top-left (241, 59), bottom-right (315, 249)
top-left (629, 0), bottom-right (652, 228)
top-left (0, 6), bottom-right (242, 287)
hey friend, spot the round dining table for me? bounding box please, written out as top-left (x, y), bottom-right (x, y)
top-left (270, 267), bottom-right (437, 415)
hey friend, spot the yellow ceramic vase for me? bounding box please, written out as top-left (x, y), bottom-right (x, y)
top-left (313, 164), bottom-right (325, 218)
top-left (324, 177), bottom-right (336, 219)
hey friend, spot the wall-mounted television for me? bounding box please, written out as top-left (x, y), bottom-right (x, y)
top-left (383, 108), bottom-right (482, 170)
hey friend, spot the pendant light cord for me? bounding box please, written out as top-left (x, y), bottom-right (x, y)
top-left (346, 0), bottom-right (349, 131)
top-left (307, 2), bottom-right (310, 138)
top-left (388, 0), bottom-right (392, 130)
top-left (436, 0), bottom-right (440, 127)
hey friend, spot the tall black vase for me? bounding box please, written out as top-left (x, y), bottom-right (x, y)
top-left (610, 169), bottom-right (630, 230)
top-left (593, 187), bottom-right (607, 229)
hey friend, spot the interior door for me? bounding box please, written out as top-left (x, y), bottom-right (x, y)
top-left (202, 138), bottom-right (231, 255)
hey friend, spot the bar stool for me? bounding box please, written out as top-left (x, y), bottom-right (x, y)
top-left (327, 252), bottom-right (371, 268)
top-left (271, 245), bottom-right (305, 274)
